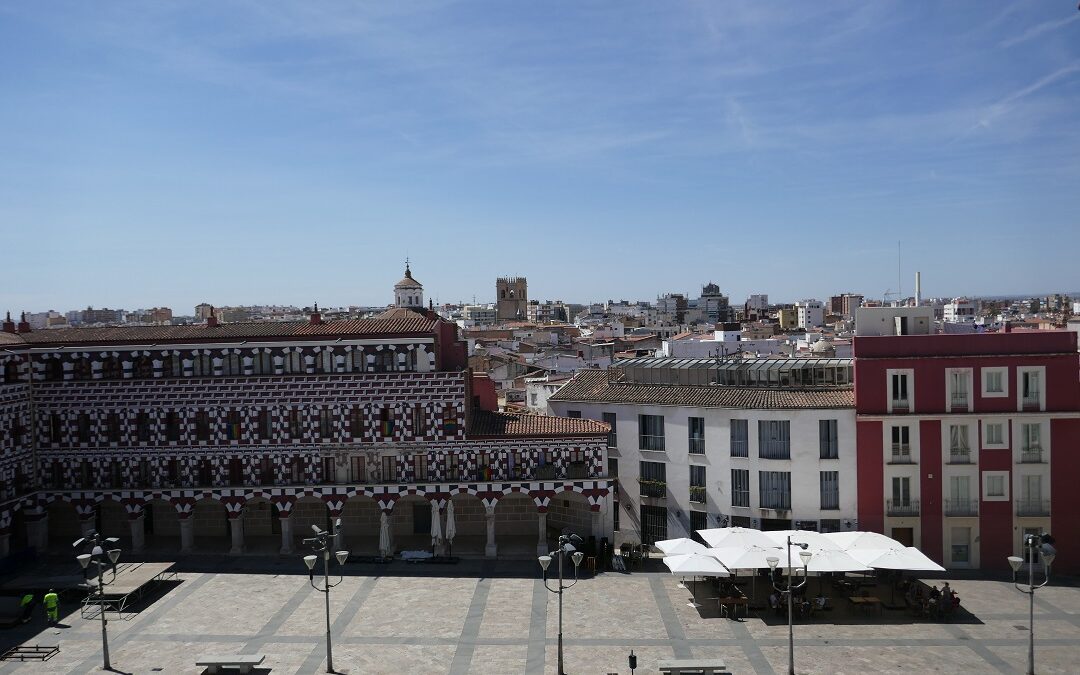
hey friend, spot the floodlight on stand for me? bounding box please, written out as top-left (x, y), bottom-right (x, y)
top-left (335, 550), bottom-right (349, 566)
top-left (1007, 556), bottom-right (1024, 573)
top-left (77, 553), bottom-right (92, 569)
top-left (799, 550), bottom-right (812, 566)
top-left (107, 549), bottom-right (121, 564)
top-left (303, 555), bottom-right (318, 571)
top-left (335, 518), bottom-right (342, 529)
top-left (766, 556), bottom-right (779, 570)
top-left (572, 551), bottom-right (584, 567)
top-left (538, 555), bottom-right (552, 572)
top-left (92, 545), bottom-right (104, 556)
top-left (563, 543), bottom-right (577, 554)
top-left (105, 537), bottom-right (120, 544)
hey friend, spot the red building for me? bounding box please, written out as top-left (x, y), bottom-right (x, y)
top-left (854, 331), bottom-right (1080, 572)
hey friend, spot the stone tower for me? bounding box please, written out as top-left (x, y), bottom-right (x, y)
top-left (394, 262), bottom-right (424, 309)
top-left (496, 277), bottom-right (528, 321)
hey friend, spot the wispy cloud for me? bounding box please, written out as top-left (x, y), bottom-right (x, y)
top-left (1000, 13), bottom-right (1080, 48)
top-left (974, 62), bottom-right (1080, 130)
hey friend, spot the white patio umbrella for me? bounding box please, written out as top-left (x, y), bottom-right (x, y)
top-left (664, 552), bottom-right (729, 607)
top-left (445, 499), bottom-right (457, 555)
top-left (656, 538), bottom-right (709, 556)
top-left (379, 511), bottom-right (392, 558)
top-left (708, 544), bottom-right (799, 605)
top-left (763, 530), bottom-right (844, 554)
top-left (698, 527), bottom-right (778, 550)
top-left (803, 548), bottom-right (873, 574)
top-left (855, 547), bottom-right (945, 572)
top-left (824, 531), bottom-right (905, 552)
top-left (430, 501), bottom-right (443, 554)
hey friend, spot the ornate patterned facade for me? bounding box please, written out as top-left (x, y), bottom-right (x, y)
top-left (0, 284), bottom-right (611, 558)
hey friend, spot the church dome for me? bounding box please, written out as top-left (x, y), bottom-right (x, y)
top-left (394, 264), bottom-right (423, 289)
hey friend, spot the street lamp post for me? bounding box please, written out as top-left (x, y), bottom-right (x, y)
top-left (74, 532), bottom-right (121, 671)
top-left (767, 536), bottom-right (813, 675)
top-left (1008, 534), bottom-right (1056, 675)
top-left (303, 519), bottom-right (349, 674)
top-left (539, 532), bottom-right (585, 675)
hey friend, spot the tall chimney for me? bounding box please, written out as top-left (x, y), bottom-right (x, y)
top-left (915, 272), bottom-right (921, 307)
top-left (1, 312), bottom-right (14, 334)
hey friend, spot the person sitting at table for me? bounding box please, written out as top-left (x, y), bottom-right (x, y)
top-left (800, 597), bottom-right (812, 618)
top-left (814, 593), bottom-right (828, 611)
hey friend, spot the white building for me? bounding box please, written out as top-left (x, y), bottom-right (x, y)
top-left (943, 298), bottom-right (978, 323)
top-left (662, 329), bottom-right (788, 358)
top-left (462, 304), bottom-right (498, 326)
top-left (855, 306), bottom-right (935, 337)
top-left (747, 294), bottom-right (769, 311)
top-left (795, 300), bottom-right (825, 329)
top-left (549, 357), bottom-right (857, 546)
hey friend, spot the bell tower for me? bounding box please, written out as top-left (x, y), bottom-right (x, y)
top-left (393, 260), bottom-right (424, 309)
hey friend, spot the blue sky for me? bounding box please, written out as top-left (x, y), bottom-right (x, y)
top-left (2, 1), bottom-right (1078, 314)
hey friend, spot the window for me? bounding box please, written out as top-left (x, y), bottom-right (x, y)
top-left (222, 410), bottom-right (241, 442)
top-left (101, 357), bottom-right (121, 380)
top-left (820, 471), bottom-right (839, 510)
top-left (689, 465), bottom-right (706, 503)
top-left (49, 414), bottom-right (63, 444)
top-left (349, 407), bottom-right (365, 438)
top-left (195, 411), bottom-right (211, 442)
top-left (982, 368), bottom-right (1006, 397)
top-left (638, 414), bottom-right (665, 451)
top-left (819, 420), bottom-right (838, 459)
top-left (106, 414), bottom-right (121, 443)
top-left (73, 358), bottom-right (91, 380)
top-left (602, 412), bottom-right (617, 448)
top-left (890, 426), bottom-right (911, 462)
top-left (135, 356), bottom-right (153, 379)
top-left (731, 469), bottom-right (750, 507)
top-left (77, 414), bottom-right (92, 443)
top-left (322, 457), bottom-right (337, 482)
top-left (413, 453), bottom-right (428, 482)
top-left (442, 406), bottom-right (459, 435)
top-left (690, 511), bottom-right (708, 543)
top-left (44, 359), bottom-right (62, 381)
top-left (1021, 423), bottom-right (1041, 452)
top-left (982, 471), bottom-right (1008, 501)
top-left (890, 372), bottom-right (910, 409)
top-left (758, 471), bottom-right (791, 510)
top-left (730, 420), bottom-right (748, 457)
top-left (688, 417), bottom-right (705, 454)
top-left (412, 404), bottom-right (425, 437)
top-left (639, 460), bottom-right (666, 498)
top-left (165, 411), bottom-right (181, 442)
top-left (319, 408), bottom-right (333, 439)
top-left (758, 420), bottom-right (790, 459)
top-left (228, 458), bottom-right (244, 486)
top-left (257, 410), bottom-right (272, 440)
top-left (985, 422), bottom-right (1004, 447)
top-left (948, 370), bottom-right (971, 410)
top-left (948, 425), bottom-right (970, 463)
top-left (380, 408), bottom-right (395, 436)
top-left (891, 476), bottom-right (911, 505)
top-left (349, 456), bottom-right (366, 482)
top-left (288, 410), bottom-right (302, 439)
top-left (1021, 370), bottom-right (1042, 409)
top-left (136, 412), bottom-right (153, 443)
top-left (382, 455), bottom-right (397, 482)
top-left (567, 410), bottom-right (581, 419)
top-left (640, 504), bottom-right (667, 545)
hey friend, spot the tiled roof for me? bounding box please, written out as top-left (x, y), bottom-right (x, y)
top-left (11, 316), bottom-right (440, 346)
top-left (469, 409), bottom-right (609, 437)
top-left (0, 332), bottom-right (26, 345)
top-left (550, 369), bottom-right (854, 409)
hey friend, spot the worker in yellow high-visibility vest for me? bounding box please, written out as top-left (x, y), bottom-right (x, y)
top-left (42, 589), bottom-right (59, 624)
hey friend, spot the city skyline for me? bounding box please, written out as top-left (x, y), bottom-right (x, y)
top-left (2, 2), bottom-right (1078, 310)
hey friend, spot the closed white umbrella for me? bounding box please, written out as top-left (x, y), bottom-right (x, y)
top-left (445, 500), bottom-right (457, 555)
top-left (379, 512), bottom-right (392, 558)
top-left (824, 531), bottom-right (904, 552)
top-left (656, 538), bottom-right (709, 556)
top-left (763, 530), bottom-right (844, 554)
top-left (430, 501), bottom-right (442, 554)
top-left (698, 527), bottom-right (778, 550)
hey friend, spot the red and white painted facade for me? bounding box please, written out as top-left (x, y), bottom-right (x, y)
top-left (854, 331), bottom-right (1080, 573)
top-left (0, 273), bottom-right (611, 558)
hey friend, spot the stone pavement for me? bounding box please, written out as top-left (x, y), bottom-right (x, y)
top-left (2, 558), bottom-right (1079, 673)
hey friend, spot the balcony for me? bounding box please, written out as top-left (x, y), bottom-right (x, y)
top-left (1016, 499), bottom-right (1050, 517)
top-left (638, 479), bottom-right (667, 498)
top-left (950, 394), bottom-right (969, 412)
top-left (944, 499), bottom-right (979, 517)
top-left (889, 447), bottom-right (914, 464)
top-left (891, 397), bottom-right (910, 412)
top-left (1020, 447), bottom-right (1044, 464)
top-left (688, 438), bottom-right (705, 455)
top-left (948, 449), bottom-right (972, 464)
top-left (689, 486), bottom-right (707, 504)
top-left (1022, 395), bottom-right (1041, 411)
top-left (887, 499), bottom-right (920, 517)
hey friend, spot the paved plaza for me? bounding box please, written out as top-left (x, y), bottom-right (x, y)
top-left (2, 557), bottom-right (1080, 674)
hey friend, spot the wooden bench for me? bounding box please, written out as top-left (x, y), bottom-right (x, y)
top-left (195, 654), bottom-right (265, 673)
top-left (657, 658), bottom-right (731, 674)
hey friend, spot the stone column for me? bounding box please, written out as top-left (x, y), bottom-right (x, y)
top-left (484, 505), bottom-right (497, 558)
top-left (279, 515), bottom-right (294, 555)
top-left (129, 514), bottom-right (146, 554)
top-left (536, 510), bottom-right (548, 557)
top-left (591, 507), bottom-right (604, 540)
top-left (179, 516), bottom-right (195, 554)
top-left (0, 532), bottom-right (10, 558)
top-left (229, 515), bottom-right (245, 555)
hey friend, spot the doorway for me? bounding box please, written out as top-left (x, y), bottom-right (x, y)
top-left (891, 527), bottom-right (914, 547)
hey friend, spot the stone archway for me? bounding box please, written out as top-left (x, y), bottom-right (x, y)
top-left (444, 493), bottom-right (487, 557)
top-left (392, 494), bottom-right (433, 554)
top-left (96, 498), bottom-right (129, 543)
top-left (46, 500), bottom-right (80, 546)
top-left (144, 497), bottom-right (179, 550)
top-left (242, 497), bottom-right (276, 554)
top-left (340, 496), bottom-right (379, 555)
top-left (495, 492), bottom-right (540, 559)
top-left (192, 497), bottom-right (229, 554)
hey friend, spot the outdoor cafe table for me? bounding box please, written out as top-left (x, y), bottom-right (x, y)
top-left (849, 596), bottom-right (883, 615)
top-left (709, 595), bottom-right (748, 618)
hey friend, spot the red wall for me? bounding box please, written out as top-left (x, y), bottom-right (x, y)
top-left (1051, 418), bottom-right (1080, 574)
top-left (919, 420), bottom-right (943, 562)
top-left (978, 436), bottom-right (1013, 571)
top-left (856, 421), bottom-right (884, 534)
